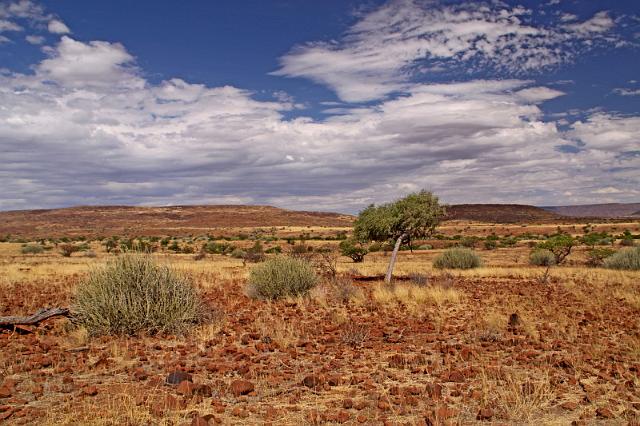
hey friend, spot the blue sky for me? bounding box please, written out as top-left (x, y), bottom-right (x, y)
top-left (0, 0), bottom-right (639, 212)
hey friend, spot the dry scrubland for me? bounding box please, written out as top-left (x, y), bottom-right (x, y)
top-left (0, 220), bottom-right (639, 425)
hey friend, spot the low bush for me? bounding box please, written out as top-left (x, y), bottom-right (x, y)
top-left (483, 240), bottom-right (498, 250)
top-left (230, 248), bottom-right (246, 259)
top-left (620, 237), bottom-right (635, 247)
top-left (339, 238), bottom-right (368, 263)
top-left (60, 243), bottom-right (81, 257)
top-left (73, 254), bottom-right (202, 335)
top-left (433, 248), bottom-right (482, 269)
top-left (536, 234), bottom-right (575, 264)
top-left (246, 256), bottom-right (318, 299)
top-left (603, 247), bottom-right (640, 270)
top-left (21, 244), bottom-right (44, 254)
top-left (585, 247), bottom-right (615, 267)
top-left (529, 249), bottom-right (556, 267)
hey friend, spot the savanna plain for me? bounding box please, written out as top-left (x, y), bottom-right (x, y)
top-left (1, 217), bottom-right (639, 425)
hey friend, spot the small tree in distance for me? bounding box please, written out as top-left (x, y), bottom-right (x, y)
top-left (339, 238), bottom-right (368, 263)
top-left (354, 190), bottom-right (446, 285)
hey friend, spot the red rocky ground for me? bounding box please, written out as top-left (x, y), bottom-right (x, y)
top-left (1, 261), bottom-right (639, 425)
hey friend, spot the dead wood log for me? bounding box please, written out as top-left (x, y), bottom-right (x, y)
top-left (0, 307), bottom-right (70, 328)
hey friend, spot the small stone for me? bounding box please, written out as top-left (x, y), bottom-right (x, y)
top-left (302, 375), bottom-right (324, 389)
top-left (561, 401), bottom-right (578, 410)
top-left (177, 380), bottom-right (196, 396)
top-left (166, 371), bottom-right (193, 385)
top-left (596, 407), bottom-right (614, 419)
top-left (342, 398), bottom-right (353, 409)
top-left (0, 387), bottom-right (12, 399)
top-left (191, 416), bottom-right (208, 426)
top-left (476, 407), bottom-right (494, 420)
top-left (231, 406), bottom-right (249, 418)
top-left (82, 385), bottom-right (98, 396)
top-left (447, 370), bottom-right (465, 383)
top-left (229, 380), bottom-right (254, 397)
top-left (133, 368), bottom-right (148, 381)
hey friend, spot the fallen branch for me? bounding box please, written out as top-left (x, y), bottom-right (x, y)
top-left (0, 307), bottom-right (70, 328)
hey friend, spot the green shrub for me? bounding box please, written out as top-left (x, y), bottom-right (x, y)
top-left (246, 256), bottom-right (318, 299)
top-left (483, 240), bottom-right (498, 250)
top-left (536, 234), bottom-right (575, 264)
top-left (203, 241), bottom-right (232, 254)
top-left (243, 241), bottom-right (266, 263)
top-left (21, 244), bottom-right (44, 254)
top-left (458, 236), bottom-right (479, 248)
top-left (586, 248), bottom-right (615, 267)
top-left (230, 248), bottom-right (246, 259)
top-left (73, 254), bottom-right (202, 335)
top-left (339, 238), bottom-right (368, 263)
top-left (265, 246), bottom-right (282, 254)
top-left (368, 242), bottom-right (382, 252)
top-left (529, 249), bottom-right (556, 266)
top-left (433, 248), bottom-right (482, 269)
top-left (603, 247), bottom-right (640, 270)
top-left (620, 237), bottom-right (635, 247)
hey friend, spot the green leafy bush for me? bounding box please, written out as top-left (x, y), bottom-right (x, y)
top-left (246, 256), bottom-right (318, 299)
top-left (339, 238), bottom-right (368, 263)
top-left (603, 247), bottom-right (640, 270)
top-left (483, 240), bottom-right (498, 250)
top-left (433, 248), bottom-right (482, 269)
top-left (21, 244), bottom-right (44, 254)
top-left (73, 254), bottom-right (202, 335)
top-left (586, 248), bottom-right (615, 267)
top-left (529, 249), bottom-right (556, 266)
top-left (536, 234), bottom-right (575, 264)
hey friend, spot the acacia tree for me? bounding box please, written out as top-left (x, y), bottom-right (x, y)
top-left (354, 190), bottom-right (446, 285)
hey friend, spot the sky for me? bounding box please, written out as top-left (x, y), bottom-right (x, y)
top-left (0, 0), bottom-right (639, 213)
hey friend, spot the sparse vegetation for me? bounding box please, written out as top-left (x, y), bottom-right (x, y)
top-left (339, 238), bottom-right (368, 263)
top-left (535, 234), bottom-right (575, 264)
top-left (529, 249), bottom-right (556, 267)
top-left (603, 247), bottom-right (640, 270)
top-left (73, 254), bottom-right (202, 335)
top-left (433, 248), bottom-right (482, 269)
top-left (21, 244), bottom-right (44, 254)
top-left (246, 256), bottom-right (319, 299)
top-left (60, 243), bottom-right (81, 257)
top-left (354, 190), bottom-right (445, 283)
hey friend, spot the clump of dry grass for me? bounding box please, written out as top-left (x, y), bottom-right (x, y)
top-left (373, 281), bottom-right (462, 307)
top-left (433, 248), bottom-right (482, 269)
top-left (73, 254), bottom-right (203, 336)
top-left (246, 256), bottom-right (318, 299)
top-left (341, 322), bottom-right (370, 348)
top-left (478, 311), bottom-right (507, 341)
top-left (255, 310), bottom-right (301, 348)
top-left (604, 247), bottom-right (640, 270)
top-left (483, 370), bottom-right (555, 422)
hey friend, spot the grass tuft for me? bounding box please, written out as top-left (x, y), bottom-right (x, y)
top-left (73, 254), bottom-right (203, 336)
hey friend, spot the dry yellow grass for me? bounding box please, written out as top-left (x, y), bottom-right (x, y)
top-left (373, 282), bottom-right (463, 307)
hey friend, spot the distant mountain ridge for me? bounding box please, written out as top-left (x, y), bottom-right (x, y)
top-left (541, 203), bottom-right (640, 218)
top-left (445, 204), bottom-right (559, 223)
top-left (0, 205), bottom-right (354, 238)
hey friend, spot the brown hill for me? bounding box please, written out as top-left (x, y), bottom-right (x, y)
top-left (542, 203), bottom-right (640, 218)
top-left (0, 205), bottom-right (354, 238)
top-left (445, 204), bottom-right (560, 223)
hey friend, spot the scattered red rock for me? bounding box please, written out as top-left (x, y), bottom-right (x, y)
top-left (229, 379), bottom-right (254, 397)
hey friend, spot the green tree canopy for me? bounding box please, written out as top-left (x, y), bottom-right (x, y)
top-left (353, 190), bottom-right (446, 284)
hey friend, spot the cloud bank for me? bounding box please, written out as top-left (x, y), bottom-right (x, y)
top-left (0, 0), bottom-right (638, 212)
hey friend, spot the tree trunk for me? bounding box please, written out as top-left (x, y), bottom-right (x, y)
top-left (384, 233), bottom-right (406, 286)
top-left (0, 307), bottom-right (69, 328)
